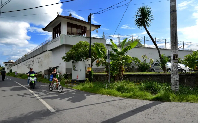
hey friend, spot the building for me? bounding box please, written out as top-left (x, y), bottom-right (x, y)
top-left (10, 14), bottom-right (193, 74)
top-left (11, 14), bottom-right (105, 75)
top-left (3, 60), bottom-right (14, 73)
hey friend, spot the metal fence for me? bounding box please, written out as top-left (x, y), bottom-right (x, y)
top-left (13, 37), bottom-right (52, 65)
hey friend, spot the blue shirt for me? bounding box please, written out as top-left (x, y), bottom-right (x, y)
top-left (28, 71), bottom-right (36, 76)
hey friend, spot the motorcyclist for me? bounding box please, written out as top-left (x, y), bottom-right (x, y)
top-left (51, 68), bottom-right (59, 89)
top-left (27, 68), bottom-right (37, 85)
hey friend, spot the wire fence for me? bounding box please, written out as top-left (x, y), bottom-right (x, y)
top-left (105, 34), bottom-right (198, 51)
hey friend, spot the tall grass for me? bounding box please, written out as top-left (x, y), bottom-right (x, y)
top-left (73, 80), bottom-right (198, 103)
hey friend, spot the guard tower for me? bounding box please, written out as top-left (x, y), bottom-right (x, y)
top-left (42, 14), bottom-right (101, 39)
top-left (3, 60), bottom-right (14, 73)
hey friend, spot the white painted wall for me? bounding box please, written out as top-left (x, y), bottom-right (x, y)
top-left (64, 35), bottom-right (106, 46)
top-left (11, 34), bottom-right (193, 75)
top-left (106, 45), bottom-right (193, 63)
top-left (4, 63), bottom-right (13, 73)
top-left (51, 45), bottom-right (66, 74)
top-left (11, 51), bottom-right (52, 74)
top-left (61, 20), bottom-right (67, 35)
top-left (47, 36), bottom-right (61, 51)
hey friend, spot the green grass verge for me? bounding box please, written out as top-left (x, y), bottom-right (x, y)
top-left (93, 72), bottom-right (169, 74)
top-left (6, 72), bottom-right (198, 103)
top-left (72, 81), bottom-right (198, 103)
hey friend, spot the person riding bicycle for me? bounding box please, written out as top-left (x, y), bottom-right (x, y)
top-left (51, 68), bottom-right (59, 89)
top-left (27, 68), bottom-right (37, 85)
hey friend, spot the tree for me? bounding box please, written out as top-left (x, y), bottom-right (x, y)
top-left (124, 39), bottom-right (143, 47)
top-left (182, 50), bottom-right (198, 70)
top-left (62, 41), bottom-right (107, 67)
top-left (95, 38), bottom-right (138, 81)
top-left (135, 6), bottom-right (166, 72)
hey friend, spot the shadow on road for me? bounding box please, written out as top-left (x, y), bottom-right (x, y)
top-left (0, 109), bottom-right (52, 123)
top-left (0, 98), bottom-right (125, 123)
top-left (101, 101), bottom-right (163, 123)
top-left (0, 98), bottom-right (162, 123)
top-left (36, 86), bottom-right (95, 103)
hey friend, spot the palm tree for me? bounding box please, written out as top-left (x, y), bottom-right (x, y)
top-left (135, 6), bottom-right (166, 72)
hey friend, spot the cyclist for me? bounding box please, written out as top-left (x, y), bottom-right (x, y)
top-left (51, 68), bottom-right (59, 89)
top-left (27, 68), bottom-right (37, 85)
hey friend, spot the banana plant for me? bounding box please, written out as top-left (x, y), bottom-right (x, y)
top-left (95, 38), bottom-right (138, 81)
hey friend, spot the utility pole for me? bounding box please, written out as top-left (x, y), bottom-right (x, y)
top-left (170, 0), bottom-right (179, 92)
top-left (183, 41), bottom-right (184, 50)
top-left (165, 39), bottom-right (166, 49)
top-left (155, 37), bottom-right (156, 43)
top-left (132, 35), bottom-right (133, 42)
top-left (0, 0), bottom-right (2, 16)
top-left (144, 36), bottom-right (145, 47)
top-left (107, 50), bottom-right (110, 84)
top-left (118, 34), bottom-right (120, 46)
top-left (88, 13), bottom-right (92, 82)
top-left (103, 32), bottom-right (105, 39)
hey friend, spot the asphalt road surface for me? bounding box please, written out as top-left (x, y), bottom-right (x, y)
top-left (0, 75), bottom-right (198, 123)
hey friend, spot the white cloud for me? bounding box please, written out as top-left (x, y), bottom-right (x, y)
top-left (0, 0), bottom-right (63, 26)
top-left (91, 34), bottom-right (101, 38)
top-left (121, 24), bottom-right (135, 29)
top-left (0, 21), bottom-right (30, 46)
top-left (101, 28), bottom-right (109, 30)
top-left (1, 44), bottom-right (38, 61)
top-left (141, 31), bottom-right (147, 35)
top-left (28, 27), bottom-right (51, 35)
top-left (0, 0), bottom-right (63, 62)
top-left (91, 15), bottom-right (99, 24)
top-left (178, 0), bottom-right (193, 10)
top-left (66, 10), bottom-right (85, 21)
top-left (177, 3), bottom-right (198, 44)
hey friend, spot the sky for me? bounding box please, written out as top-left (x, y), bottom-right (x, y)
top-left (0, 0), bottom-right (199, 66)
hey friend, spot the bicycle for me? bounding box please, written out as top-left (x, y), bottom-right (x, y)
top-left (49, 73), bottom-right (63, 93)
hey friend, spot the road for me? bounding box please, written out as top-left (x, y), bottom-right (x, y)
top-left (0, 75), bottom-right (198, 123)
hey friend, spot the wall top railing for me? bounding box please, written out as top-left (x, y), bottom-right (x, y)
top-left (14, 37), bottom-right (53, 63)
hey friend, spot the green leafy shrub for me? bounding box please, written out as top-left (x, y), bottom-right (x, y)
top-left (182, 50), bottom-right (198, 70)
top-left (138, 62), bottom-right (150, 72)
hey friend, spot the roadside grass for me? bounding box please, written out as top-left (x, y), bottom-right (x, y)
top-left (73, 80), bottom-right (198, 103)
top-left (93, 72), bottom-right (162, 74)
top-left (93, 72), bottom-right (197, 74)
top-left (6, 72), bottom-right (198, 103)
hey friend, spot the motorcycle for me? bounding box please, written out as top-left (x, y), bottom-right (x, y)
top-left (49, 73), bottom-right (63, 93)
top-left (29, 73), bottom-right (36, 89)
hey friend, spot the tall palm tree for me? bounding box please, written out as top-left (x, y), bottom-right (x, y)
top-left (135, 6), bottom-right (166, 72)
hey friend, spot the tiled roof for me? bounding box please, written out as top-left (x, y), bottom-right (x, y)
top-left (43, 15), bottom-right (101, 30)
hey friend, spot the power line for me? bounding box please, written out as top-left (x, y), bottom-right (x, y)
top-left (114, 0), bottom-right (132, 35)
top-left (0, 0), bottom-right (11, 16)
top-left (1, 0), bottom-right (11, 9)
top-left (0, 0), bottom-right (169, 18)
top-left (0, 0), bottom-right (75, 14)
top-left (93, 0), bottom-right (128, 14)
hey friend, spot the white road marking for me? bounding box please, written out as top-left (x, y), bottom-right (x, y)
top-left (40, 85), bottom-right (48, 86)
top-left (14, 81), bottom-right (55, 112)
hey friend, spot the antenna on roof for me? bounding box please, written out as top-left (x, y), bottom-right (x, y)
top-left (69, 13), bottom-right (72, 17)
